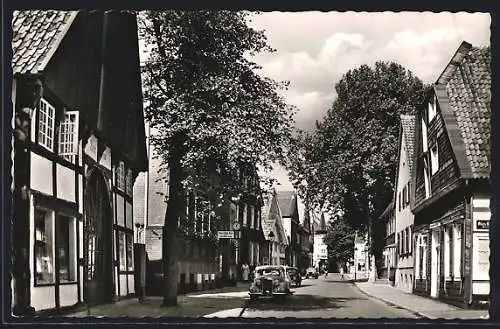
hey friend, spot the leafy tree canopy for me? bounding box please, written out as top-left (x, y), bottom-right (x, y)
top-left (288, 61), bottom-right (428, 242)
top-left (323, 218), bottom-right (357, 265)
top-left (140, 10), bottom-right (296, 221)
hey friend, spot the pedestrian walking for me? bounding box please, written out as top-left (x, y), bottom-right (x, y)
top-left (241, 263), bottom-right (249, 282)
top-left (339, 266), bottom-right (344, 280)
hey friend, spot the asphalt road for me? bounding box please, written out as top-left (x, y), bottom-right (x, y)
top-left (240, 273), bottom-right (420, 319)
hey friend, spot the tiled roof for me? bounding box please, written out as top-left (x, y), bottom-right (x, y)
top-left (12, 10), bottom-right (77, 75)
top-left (400, 115), bottom-right (416, 174)
top-left (438, 43), bottom-right (491, 179)
top-left (276, 190), bottom-right (297, 218)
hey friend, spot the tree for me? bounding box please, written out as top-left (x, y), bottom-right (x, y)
top-left (323, 218), bottom-right (356, 268)
top-left (288, 61), bottom-right (428, 271)
top-left (139, 11), bottom-right (295, 306)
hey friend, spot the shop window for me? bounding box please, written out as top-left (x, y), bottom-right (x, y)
top-left (38, 98), bottom-right (56, 151)
top-left (58, 111), bottom-right (79, 163)
top-left (57, 215), bottom-right (76, 282)
top-left (119, 231), bottom-right (126, 271)
top-left (35, 208), bottom-right (54, 285)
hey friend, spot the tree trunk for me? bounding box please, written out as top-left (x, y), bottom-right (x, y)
top-left (161, 134), bottom-right (185, 307)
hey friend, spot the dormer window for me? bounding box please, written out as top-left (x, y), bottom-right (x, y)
top-left (38, 98), bottom-right (56, 151)
top-left (431, 144), bottom-right (439, 175)
top-left (428, 94), bottom-right (437, 123)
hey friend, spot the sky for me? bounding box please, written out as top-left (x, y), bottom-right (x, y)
top-left (248, 11), bottom-right (491, 217)
top-left (139, 11), bottom-right (491, 223)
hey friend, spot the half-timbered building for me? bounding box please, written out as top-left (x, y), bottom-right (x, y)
top-left (412, 41), bottom-right (490, 308)
top-left (11, 10), bottom-right (147, 313)
top-left (261, 188), bottom-right (288, 265)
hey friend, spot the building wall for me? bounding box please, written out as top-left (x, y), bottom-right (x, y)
top-left (313, 233), bottom-right (327, 268)
top-left (414, 95), bottom-right (461, 208)
top-left (395, 133), bottom-right (415, 292)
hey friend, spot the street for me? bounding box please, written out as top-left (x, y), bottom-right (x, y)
top-left (203, 274), bottom-right (420, 319)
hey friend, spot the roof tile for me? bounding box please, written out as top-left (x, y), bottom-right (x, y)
top-left (12, 10), bottom-right (77, 75)
top-left (443, 45), bottom-right (491, 179)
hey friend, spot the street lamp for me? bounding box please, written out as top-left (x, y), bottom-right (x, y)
top-left (268, 231), bottom-right (275, 265)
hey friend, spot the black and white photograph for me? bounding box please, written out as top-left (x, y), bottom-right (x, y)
top-left (7, 7), bottom-right (495, 322)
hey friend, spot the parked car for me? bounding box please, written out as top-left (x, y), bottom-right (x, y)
top-left (306, 267), bottom-right (319, 279)
top-left (249, 265), bottom-right (291, 300)
top-left (286, 266), bottom-right (302, 287)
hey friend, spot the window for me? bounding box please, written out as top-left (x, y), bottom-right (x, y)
top-left (57, 215), bottom-right (76, 282)
top-left (406, 183), bottom-right (411, 206)
top-left (402, 186), bottom-right (407, 209)
top-left (38, 98), bottom-right (56, 151)
top-left (58, 111), bottom-right (79, 163)
top-left (243, 204), bottom-right (248, 226)
top-left (117, 162), bottom-right (125, 191)
top-left (444, 226), bottom-right (451, 279)
top-left (398, 192), bottom-right (402, 212)
top-left (431, 144), bottom-right (439, 175)
top-left (35, 208), bottom-right (54, 285)
top-left (421, 118), bottom-right (428, 153)
top-left (428, 94), bottom-right (437, 122)
top-left (453, 224), bottom-right (462, 279)
top-left (423, 158), bottom-right (431, 199)
top-left (119, 231), bottom-right (126, 271)
top-left (250, 206), bottom-right (255, 229)
top-left (126, 169), bottom-right (133, 196)
top-left (422, 236), bottom-right (427, 279)
top-left (127, 234), bottom-right (133, 271)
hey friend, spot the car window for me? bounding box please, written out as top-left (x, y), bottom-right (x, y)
top-left (256, 267), bottom-right (283, 278)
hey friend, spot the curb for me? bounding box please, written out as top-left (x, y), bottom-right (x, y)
top-left (352, 283), bottom-right (431, 319)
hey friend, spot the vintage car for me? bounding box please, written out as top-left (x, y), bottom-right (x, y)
top-left (248, 265), bottom-right (291, 299)
top-left (306, 267), bottom-right (319, 279)
top-left (286, 266), bottom-right (302, 287)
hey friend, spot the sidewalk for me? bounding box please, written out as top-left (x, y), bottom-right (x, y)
top-left (63, 282), bottom-right (250, 318)
top-left (355, 281), bottom-right (489, 320)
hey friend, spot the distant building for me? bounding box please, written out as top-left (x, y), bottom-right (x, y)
top-left (351, 232), bottom-right (369, 276)
top-left (395, 115), bottom-right (417, 293)
top-left (312, 212), bottom-right (328, 270)
top-left (277, 191), bottom-right (300, 266)
top-left (261, 189), bottom-right (288, 265)
top-left (379, 201), bottom-right (396, 284)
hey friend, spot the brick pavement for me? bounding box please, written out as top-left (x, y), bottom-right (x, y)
top-left (355, 281), bottom-right (489, 320)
